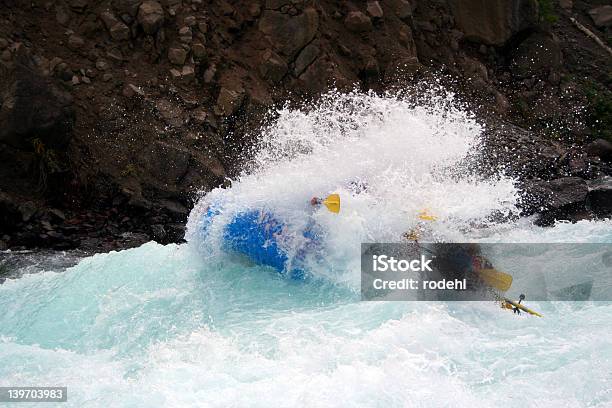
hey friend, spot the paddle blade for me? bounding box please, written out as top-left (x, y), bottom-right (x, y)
top-left (323, 193), bottom-right (340, 214)
top-left (477, 268), bottom-right (513, 292)
top-left (418, 209), bottom-right (437, 221)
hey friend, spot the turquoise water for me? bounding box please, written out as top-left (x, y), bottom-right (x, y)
top-left (1, 92), bottom-right (611, 407)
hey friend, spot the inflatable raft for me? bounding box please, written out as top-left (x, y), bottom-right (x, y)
top-left (201, 206), bottom-right (323, 280)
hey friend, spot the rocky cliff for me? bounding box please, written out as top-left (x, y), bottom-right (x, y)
top-left (0, 0), bottom-right (611, 250)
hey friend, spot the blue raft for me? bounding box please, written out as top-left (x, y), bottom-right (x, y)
top-left (202, 207), bottom-right (321, 279)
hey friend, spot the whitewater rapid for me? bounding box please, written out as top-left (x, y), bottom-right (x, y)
top-left (1, 91), bottom-right (611, 407)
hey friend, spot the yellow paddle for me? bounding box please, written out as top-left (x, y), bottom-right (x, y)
top-left (476, 268), bottom-right (513, 292)
top-left (322, 193), bottom-right (340, 214)
top-left (418, 209), bottom-right (437, 221)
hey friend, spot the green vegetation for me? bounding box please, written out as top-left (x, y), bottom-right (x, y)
top-left (32, 138), bottom-right (66, 191)
top-left (537, 0), bottom-right (558, 24)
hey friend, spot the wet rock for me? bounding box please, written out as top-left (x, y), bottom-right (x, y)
top-left (511, 32), bottom-right (562, 78)
top-left (215, 87), bottom-right (245, 116)
top-left (192, 43), bottom-right (206, 60)
top-left (258, 7), bottom-right (319, 58)
top-left (589, 6), bottom-right (612, 28)
top-left (294, 44), bottom-right (319, 76)
top-left (150, 224), bottom-right (167, 242)
top-left (100, 12), bottom-right (130, 41)
top-left (122, 83), bottom-right (144, 97)
top-left (138, 1), bottom-right (164, 35)
top-left (459, 57), bottom-right (488, 81)
top-left (345, 11), bottom-right (373, 32)
top-left (67, 34), bottom-right (85, 51)
top-left (587, 177), bottom-right (612, 217)
top-left (390, 0), bottom-right (412, 20)
top-left (18, 201), bottom-right (37, 222)
top-left (0, 192), bottom-right (21, 232)
top-left (112, 0), bottom-right (141, 18)
top-left (527, 177), bottom-right (588, 224)
top-left (164, 223), bottom-right (186, 242)
top-left (155, 99), bottom-right (183, 127)
top-left (158, 199), bottom-right (189, 220)
top-left (191, 108), bottom-right (207, 125)
top-left (95, 59), bottom-right (110, 71)
top-left (0, 38), bottom-right (8, 49)
top-left (449, 0), bottom-right (538, 46)
top-left (367, 1), bottom-right (384, 19)
top-left (169, 68), bottom-right (182, 79)
top-left (181, 65), bottom-right (195, 81)
top-left (168, 46), bottom-right (187, 65)
top-left (259, 49), bottom-right (288, 83)
top-left (184, 16), bottom-right (197, 26)
top-left (56, 6), bottom-right (71, 25)
top-left (203, 64), bottom-right (217, 83)
top-left (144, 141), bottom-right (191, 184)
top-left (585, 139), bottom-right (612, 163)
top-left (0, 58), bottom-right (75, 149)
top-left (178, 26), bottom-right (192, 43)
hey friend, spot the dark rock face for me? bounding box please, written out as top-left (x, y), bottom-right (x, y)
top-left (0, 0), bottom-right (609, 251)
top-left (258, 7), bottom-right (318, 58)
top-left (449, 0), bottom-right (538, 45)
top-left (0, 59), bottom-right (74, 150)
top-left (585, 139), bottom-right (612, 163)
top-left (345, 11), bottom-right (373, 32)
top-left (587, 177), bottom-right (612, 218)
top-left (511, 32), bottom-right (562, 78)
top-left (528, 177), bottom-right (589, 226)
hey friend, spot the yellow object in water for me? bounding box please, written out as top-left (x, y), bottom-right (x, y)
top-left (418, 209), bottom-right (437, 221)
top-left (323, 193), bottom-right (340, 214)
top-left (502, 298), bottom-right (543, 317)
top-left (476, 268), bottom-right (513, 292)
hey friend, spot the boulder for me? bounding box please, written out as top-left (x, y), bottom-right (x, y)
top-left (168, 46), bottom-right (187, 65)
top-left (0, 57), bottom-right (75, 150)
top-left (511, 32), bottom-right (562, 78)
top-left (143, 141), bottom-right (191, 184)
top-left (449, 0), bottom-right (539, 46)
top-left (525, 177), bottom-right (588, 224)
top-left (294, 43), bottom-right (319, 76)
top-left (215, 87), bottom-right (245, 116)
top-left (100, 12), bottom-right (130, 40)
top-left (587, 177), bottom-right (612, 217)
top-left (589, 6), bottom-right (612, 28)
top-left (345, 11), bottom-right (373, 32)
top-left (585, 139), bottom-right (612, 162)
top-left (259, 49), bottom-right (288, 83)
top-left (258, 7), bottom-right (319, 58)
top-left (192, 43), bottom-right (206, 60)
top-left (138, 1), bottom-right (164, 35)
